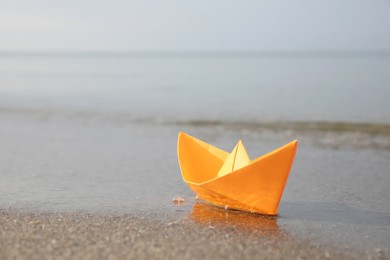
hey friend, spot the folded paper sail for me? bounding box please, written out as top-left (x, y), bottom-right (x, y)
top-left (177, 132), bottom-right (298, 215)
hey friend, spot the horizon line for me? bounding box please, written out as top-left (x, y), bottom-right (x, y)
top-left (1, 49), bottom-right (390, 57)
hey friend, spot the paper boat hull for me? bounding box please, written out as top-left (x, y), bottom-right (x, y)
top-left (178, 132), bottom-right (298, 215)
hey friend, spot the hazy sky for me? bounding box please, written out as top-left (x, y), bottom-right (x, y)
top-left (0, 0), bottom-right (389, 52)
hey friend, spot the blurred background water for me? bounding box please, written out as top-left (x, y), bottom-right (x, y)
top-left (1, 52), bottom-right (389, 124)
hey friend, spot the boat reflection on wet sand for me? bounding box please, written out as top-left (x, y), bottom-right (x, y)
top-left (188, 202), bottom-right (283, 236)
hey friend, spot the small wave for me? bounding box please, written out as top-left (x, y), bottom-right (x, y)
top-left (1, 106), bottom-right (389, 136)
top-left (171, 119), bottom-right (390, 136)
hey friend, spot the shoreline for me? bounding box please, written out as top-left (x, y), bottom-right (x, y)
top-left (1, 106), bottom-right (389, 151)
top-left (2, 105), bottom-right (390, 129)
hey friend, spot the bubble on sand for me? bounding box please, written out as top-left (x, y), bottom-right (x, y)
top-left (172, 197), bottom-right (185, 205)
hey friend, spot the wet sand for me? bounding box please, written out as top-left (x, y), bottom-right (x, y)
top-left (1, 109), bottom-right (390, 259)
top-left (0, 208), bottom-right (360, 260)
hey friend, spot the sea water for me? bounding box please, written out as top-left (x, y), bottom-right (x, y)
top-left (0, 52), bottom-right (389, 123)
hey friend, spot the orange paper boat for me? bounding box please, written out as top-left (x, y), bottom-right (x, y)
top-left (177, 132), bottom-right (298, 215)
